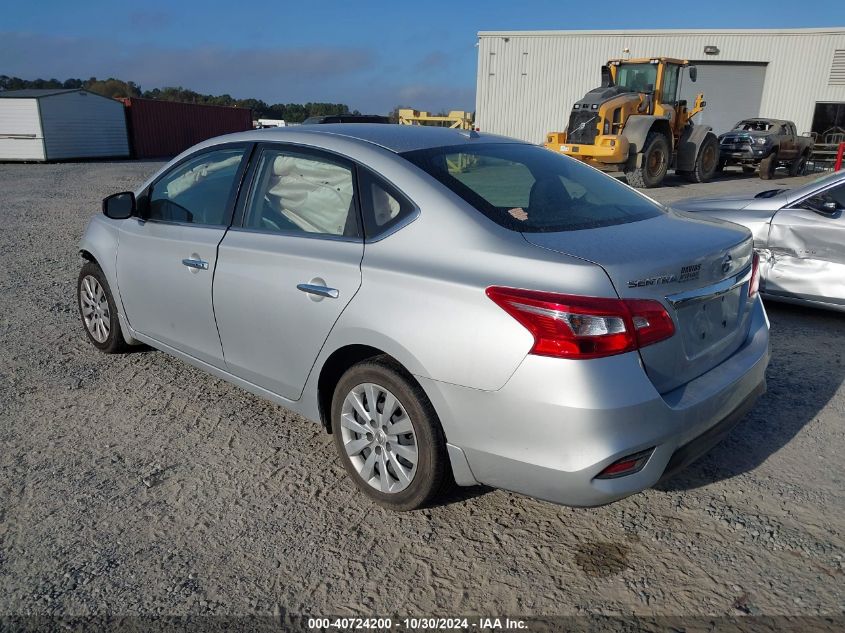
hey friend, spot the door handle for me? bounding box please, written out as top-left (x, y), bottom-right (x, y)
top-left (297, 283), bottom-right (339, 299)
top-left (182, 258), bottom-right (209, 270)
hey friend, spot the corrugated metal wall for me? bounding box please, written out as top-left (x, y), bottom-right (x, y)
top-left (0, 99), bottom-right (45, 161)
top-left (677, 63), bottom-right (767, 134)
top-left (39, 91), bottom-right (129, 160)
top-left (476, 29), bottom-right (845, 143)
top-left (121, 98), bottom-right (253, 159)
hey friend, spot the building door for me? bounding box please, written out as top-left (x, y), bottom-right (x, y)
top-left (679, 62), bottom-right (767, 135)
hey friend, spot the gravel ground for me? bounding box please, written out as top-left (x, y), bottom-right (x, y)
top-left (0, 161), bottom-right (843, 623)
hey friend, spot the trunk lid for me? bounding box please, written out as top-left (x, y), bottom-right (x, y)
top-left (523, 211), bottom-right (755, 393)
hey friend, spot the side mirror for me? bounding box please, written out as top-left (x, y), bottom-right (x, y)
top-left (102, 191), bottom-right (135, 220)
top-left (688, 66), bottom-right (698, 82)
top-left (801, 198), bottom-right (843, 218)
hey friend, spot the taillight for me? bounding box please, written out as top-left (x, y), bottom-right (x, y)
top-left (486, 287), bottom-right (675, 360)
top-left (749, 251), bottom-right (760, 298)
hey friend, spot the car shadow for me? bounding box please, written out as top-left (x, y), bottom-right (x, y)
top-left (656, 300), bottom-right (845, 491)
top-left (427, 482), bottom-right (495, 508)
top-left (123, 343), bottom-right (155, 354)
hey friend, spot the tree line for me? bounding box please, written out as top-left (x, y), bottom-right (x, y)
top-left (0, 75), bottom-right (360, 122)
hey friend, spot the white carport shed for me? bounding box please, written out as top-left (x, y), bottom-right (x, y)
top-left (0, 89), bottom-right (129, 161)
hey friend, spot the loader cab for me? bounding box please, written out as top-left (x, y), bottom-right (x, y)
top-left (613, 63), bottom-right (658, 97)
top-left (609, 58), bottom-right (688, 116)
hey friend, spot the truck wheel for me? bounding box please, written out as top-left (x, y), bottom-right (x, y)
top-left (681, 133), bottom-right (719, 183)
top-left (789, 153), bottom-right (809, 177)
top-left (760, 153), bottom-right (777, 180)
top-left (715, 159), bottom-right (726, 173)
top-left (625, 131), bottom-right (669, 188)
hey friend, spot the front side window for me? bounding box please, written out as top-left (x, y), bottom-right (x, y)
top-left (148, 148), bottom-right (246, 225)
top-left (243, 148), bottom-right (358, 237)
top-left (402, 143), bottom-right (663, 233)
top-left (800, 182), bottom-right (845, 214)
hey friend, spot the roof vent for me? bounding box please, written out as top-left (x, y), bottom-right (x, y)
top-left (830, 49), bottom-right (845, 86)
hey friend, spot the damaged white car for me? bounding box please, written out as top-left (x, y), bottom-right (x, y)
top-left (672, 170), bottom-right (845, 312)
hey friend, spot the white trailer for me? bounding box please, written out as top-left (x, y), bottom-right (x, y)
top-left (256, 118), bottom-right (287, 128)
top-left (0, 89), bottom-right (129, 161)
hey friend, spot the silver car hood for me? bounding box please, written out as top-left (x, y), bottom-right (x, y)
top-left (669, 195), bottom-right (758, 212)
top-left (671, 193), bottom-right (787, 247)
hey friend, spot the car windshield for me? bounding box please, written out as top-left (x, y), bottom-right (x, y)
top-left (615, 63), bottom-right (658, 93)
top-left (401, 143), bottom-right (664, 232)
top-left (734, 120), bottom-right (773, 131)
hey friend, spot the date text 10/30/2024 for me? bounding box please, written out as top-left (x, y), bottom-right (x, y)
top-left (307, 617), bottom-right (528, 630)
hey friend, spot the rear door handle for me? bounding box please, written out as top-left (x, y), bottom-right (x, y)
top-left (297, 283), bottom-right (339, 299)
top-left (182, 258), bottom-right (209, 270)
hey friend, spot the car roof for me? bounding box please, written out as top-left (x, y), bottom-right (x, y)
top-left (217, 123), bottom-right (521, 154)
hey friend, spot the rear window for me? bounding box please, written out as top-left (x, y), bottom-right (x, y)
top-left (401, 143), bottom-right (663, 232)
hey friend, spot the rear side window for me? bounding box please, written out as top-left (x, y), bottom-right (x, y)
top-left (358, 170), bottom-right (416, 239)
top-left (242, 148), bottom-right (359, 238)
top-left (402, 143), bottom-right (662, 232)
top-left (148, 148), bottom-right (246, 225)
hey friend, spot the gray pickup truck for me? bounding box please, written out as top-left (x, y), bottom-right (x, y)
top-left (717, 118), bottom-right (813, 180)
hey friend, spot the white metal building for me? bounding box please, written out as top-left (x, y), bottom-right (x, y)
top-left (0, 89), bottom-right (129, 161)
top-left (475, 28), bottom-right (845, 144)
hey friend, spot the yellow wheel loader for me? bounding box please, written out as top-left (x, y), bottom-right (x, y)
top-left (545, 58), bottom-right (719, 188)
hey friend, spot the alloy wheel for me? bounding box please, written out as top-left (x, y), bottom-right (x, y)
top-left (80, 275), bottom-right (110, 343)
top-left (340, 382), bottom-right (418, 494)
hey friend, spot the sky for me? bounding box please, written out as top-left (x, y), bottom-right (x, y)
top-left (2, 0), bottom-right (843, 114)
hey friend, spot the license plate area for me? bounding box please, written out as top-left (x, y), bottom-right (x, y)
top-left (676, 287), bottom-right (743, 358)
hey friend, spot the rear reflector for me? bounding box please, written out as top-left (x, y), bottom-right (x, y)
top-left (749, 251), bottom-right (760, 298)
top-left (486, 287), bottom-right (675, 360)
top-left (596, 448), bottom-right (654, 479)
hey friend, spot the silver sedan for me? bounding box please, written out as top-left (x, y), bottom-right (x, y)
top-left (672, 170), bottom-right (845, 312)
top-left (78, 125), bottom-right (769, 510)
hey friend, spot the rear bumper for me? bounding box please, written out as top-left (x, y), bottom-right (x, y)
top-left (422, 297), bottom-right (770, 507)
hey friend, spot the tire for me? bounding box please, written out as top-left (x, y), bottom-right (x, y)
top-left (789, 152), bottom-right (809, 177)
top-left (715, 158), bottom-right (726, 173)
top-left (330, 356), bottom-right (450, 511)
top-left (742, 165), bottom-right (756, 174)
top-left (681, 133), bottom-right (719, 183)
top-left (624, 131), bottom-right (670, 188)
top-left (760, 153), bottom-right (777, 180)
top-left (77, 261), bottom-right (130, 353)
